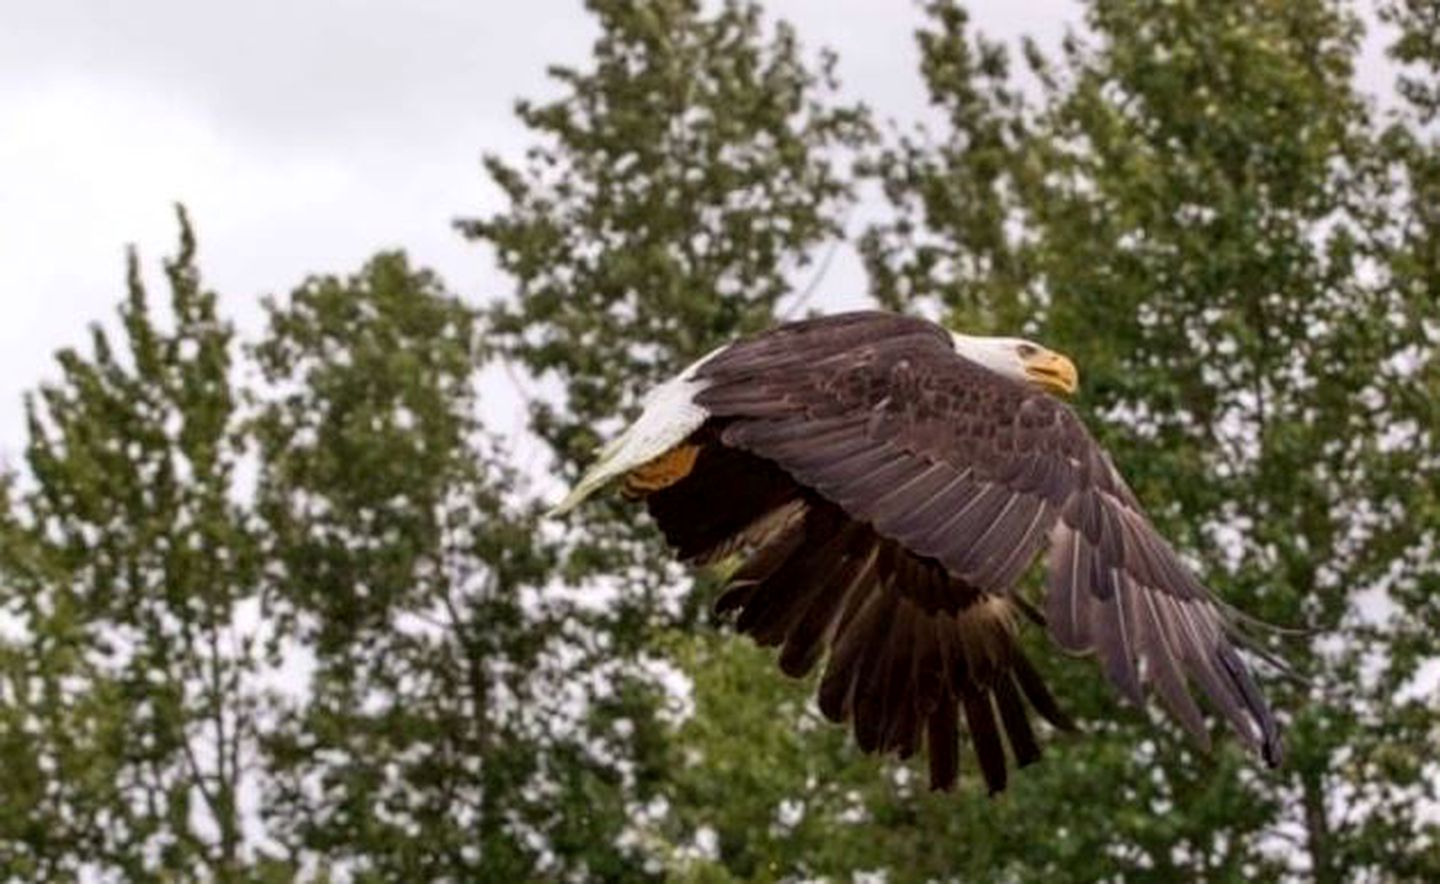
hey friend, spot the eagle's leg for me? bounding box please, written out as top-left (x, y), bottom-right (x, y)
top-left (622, 444), bottom-right (702, 498)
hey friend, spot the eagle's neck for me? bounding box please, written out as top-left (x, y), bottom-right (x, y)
top-left (950, 333), bottom-right (1024, 384)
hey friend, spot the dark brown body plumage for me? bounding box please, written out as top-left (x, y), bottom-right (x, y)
top-left (647, 437), bottom-right (1071, 793)
top-left (623, 311), bottom-right (1281, 793)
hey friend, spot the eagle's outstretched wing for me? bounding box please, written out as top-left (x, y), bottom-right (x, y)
top-left (565, 311), bottom-right (1282, 791)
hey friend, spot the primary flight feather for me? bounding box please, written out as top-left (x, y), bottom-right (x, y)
top-left (552, 310), bottom-right (1283, 794)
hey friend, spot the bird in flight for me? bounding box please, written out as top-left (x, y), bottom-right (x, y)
top-left (552, 310), bottom-right (1282, 794)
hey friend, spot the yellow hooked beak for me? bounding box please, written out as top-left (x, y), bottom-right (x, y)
top-left (1023, 349), bottom-right (1079, 396)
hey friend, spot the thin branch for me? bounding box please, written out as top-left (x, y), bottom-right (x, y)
top-left (784, 212), bottom-right (852, 320)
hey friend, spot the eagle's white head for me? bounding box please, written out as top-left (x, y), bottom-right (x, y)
top-left (951, 333), bottom-right (1079, 396)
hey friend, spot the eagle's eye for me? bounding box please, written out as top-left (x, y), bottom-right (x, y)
top-left (1016, 343), bottom-right (1039, 358)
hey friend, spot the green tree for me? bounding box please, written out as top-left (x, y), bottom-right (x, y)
top-left (1362, 3), bottom-right (1440, 874)
top-left (0, 208), bottom-right (265, 880)
top-left (463, 2), bottom-right (873, 875)
top-left (863, 0), bottom-right (1439, 879)
top-left (250, 254), bottom-right (641, 878)
top-left (0, 226), bottom-right (650, 880)
top-left (5, 1), bottom-right (1436, 880)
top-left (461, 0), bottom-right (869, 602)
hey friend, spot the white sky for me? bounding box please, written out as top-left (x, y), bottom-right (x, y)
top-left (0, 0), bottom-right (1088, 467)
top-left (0, 1), bottom-right (1402, 466)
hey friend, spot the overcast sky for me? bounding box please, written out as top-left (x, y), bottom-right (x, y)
top-left (2, 0), bottom-right (1405, 467)
top-left (0, 1), bottom-right (1098, 467)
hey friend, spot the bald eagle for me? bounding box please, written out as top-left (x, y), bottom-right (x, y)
top-left (553, 311), bottom-right (1282, 793)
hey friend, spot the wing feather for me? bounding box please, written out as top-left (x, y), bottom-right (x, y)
top-left (962, 690), bottom-right (1007, 794)
top-left (689, 310), bottom-right (1281, 767)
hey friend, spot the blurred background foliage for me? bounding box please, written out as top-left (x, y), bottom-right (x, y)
top-left (1, 0), bottom-right (1437, 880)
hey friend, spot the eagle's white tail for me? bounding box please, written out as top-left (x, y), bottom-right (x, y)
top-left (547, 347), bottom-right (723, 516)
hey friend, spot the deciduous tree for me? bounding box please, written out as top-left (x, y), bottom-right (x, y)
top-left (0, 208), bottom-right (263, 880)
top-left (864, 1), bottom-right (1439, 878)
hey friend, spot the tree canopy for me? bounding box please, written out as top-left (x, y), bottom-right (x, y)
top-left (2, 0), bottom-right (1436, 880)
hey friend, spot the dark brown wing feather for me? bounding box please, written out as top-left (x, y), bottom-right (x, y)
top-left (646, 440), bottom-right (1072, 793)
top-left (689, 310), bottom-right (1282, 767)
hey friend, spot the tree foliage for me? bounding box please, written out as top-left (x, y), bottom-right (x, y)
top-left (861, 0), bottom-right (1440, 878)
top-left (0, 208), bottom-right (260, 880)
top-left (250, 254), bottom-right (590, 879)
top-left (464, 0), bottom-right (868, 454)
top-left (2, 1), bottom-right (1437, 881)
top-left (459, 0), bottom-right (870, 618)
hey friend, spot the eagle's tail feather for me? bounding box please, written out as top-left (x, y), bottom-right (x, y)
top-left (548, 360), bottom-right (715, 517)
